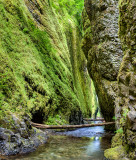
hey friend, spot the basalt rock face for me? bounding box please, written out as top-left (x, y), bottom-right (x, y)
top-left (117, 0), bottom-right (136, 159)
top-left (83, 0), bottom-right (136, 159)
top-left (105, 0), bottom-right (136, 159)
top-left (0, 115), bottom-right (47, 156)
top-left (82, 0), bottom-right (123, 124)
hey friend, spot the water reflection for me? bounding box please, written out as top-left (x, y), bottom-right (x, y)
top-left (85, 137), bottom-right (102, 159)
top-left (86, 137), bottom-right (100, 152)
top-left (8, 126), bottom-right (113, 160)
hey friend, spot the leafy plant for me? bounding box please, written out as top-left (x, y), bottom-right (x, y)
top-left (51, 0), bottom-right (84, 30)
top-left (112, 116), bottom-right (117, 120)
top-left (46, 114), bottom-right (67, 125)
top-left (122, 108), bottom-right (129, 117)
top-left (115, 128), bottom-right (123, 134)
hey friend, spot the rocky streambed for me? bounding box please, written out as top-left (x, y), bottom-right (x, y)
top-left (1, 121), bottom-right (114, 160)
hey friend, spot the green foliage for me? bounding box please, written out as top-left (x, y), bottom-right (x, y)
top-left (23, 27), bottom-right (29, 34)
top-left (51, 0), bottom-right (84, 15)
top-left (122, 108), bottom-right (129, 118)
top-left (0, 0), bottom-right (92, 128)
top-left (112, 116), bottom-right (117, 120)
top-left (51, 0), bottom-right (84, 30)
top-left (115, 128), bottom-right (123, 134)
top-left (0, 73), bottom-right (8, 90)
top-left (0, 0), bottom-right (81, 125)
top-left (0, 72), bottom-right (10, 117)
top-left (119, 108), bottom-right (129, 126)
top-left (0, 71), bottom-right (13, 98)
top-left (46, 114), bottom-right (67, 125)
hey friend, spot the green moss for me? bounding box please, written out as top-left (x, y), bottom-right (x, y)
top-left (90, 80), bottom-right (100, 118)
top-left (0, 0), bottom-right (92, 127)
top-left (50, 0), bottom-right (84, 31)
top-left (111, 133), bottom-right (123, 148)
top-left (46, 114), bottom-right (67, 125)
top-left (104, 146), bottom-right (127, 160)
top-left (114, 0), bottom-right (136, 159)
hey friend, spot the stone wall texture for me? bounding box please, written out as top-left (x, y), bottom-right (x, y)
top-left (82, 0), bottom-right (123, 124)
top-left (117, 0), bottom-right (136, 159)
top-left (82, 0), bottom-right (136, 159)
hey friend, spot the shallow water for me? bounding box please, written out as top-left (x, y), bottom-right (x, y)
top-left (8, 123), bottom-right (113, 160)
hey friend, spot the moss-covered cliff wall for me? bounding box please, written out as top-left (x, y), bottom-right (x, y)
top-left (82, 0), bottom-right (136, 159)
top-left (82, 0), bottom-right (123, 124)
top-left (2, 0), bottom-right (135, 158)
top-left (0, 0), bottom-right (93, 155)
top-left (0, 0), bottom-right (94, 149)
top-left (110, 0), bottom-right (136, 159)
top-left (105, 1), bottom-right (136, 159)
top-left (0, 0), bottom-right (92, 127)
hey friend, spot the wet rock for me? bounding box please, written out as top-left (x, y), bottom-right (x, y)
top-left (104, 145), bottom-right (128, 160)
top-left (0, 127), bottom-right (47, 156)
top-left (0, 115), bottom-right (47, 156)
top-left (116, 0), bottom-right (136, 159)
top-left (111, 133), bottom-right (123, 148)
top-left (69, 110), bottom-right (84, 125)
top-left (82, 0), bottom-right (123, 126)
top-left (82, 0), bottom-right (136, 158)
top-left (127, 111), bottom-right (136, 131)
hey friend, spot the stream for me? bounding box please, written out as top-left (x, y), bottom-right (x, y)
top-left (8, 122), bottom-right (113, 160)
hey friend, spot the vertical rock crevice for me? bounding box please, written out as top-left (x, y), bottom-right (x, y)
top-left (82, 0), bottom-right (123, 125)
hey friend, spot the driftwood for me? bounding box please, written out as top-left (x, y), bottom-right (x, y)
top-left (31, 122), bottom-right (115, 129)
top-left (83, 118), bottom-right (105, 121)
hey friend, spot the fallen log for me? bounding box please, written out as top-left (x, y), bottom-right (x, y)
top-left (31, 122), bottom-right (115, 129)
top-left (83, 118), bottom-right (105, 121)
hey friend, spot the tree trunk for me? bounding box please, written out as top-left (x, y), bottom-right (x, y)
top-left (31, 122), bottom-right (115, 129)
top-left (83, 118), bottom-right (105, 121)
